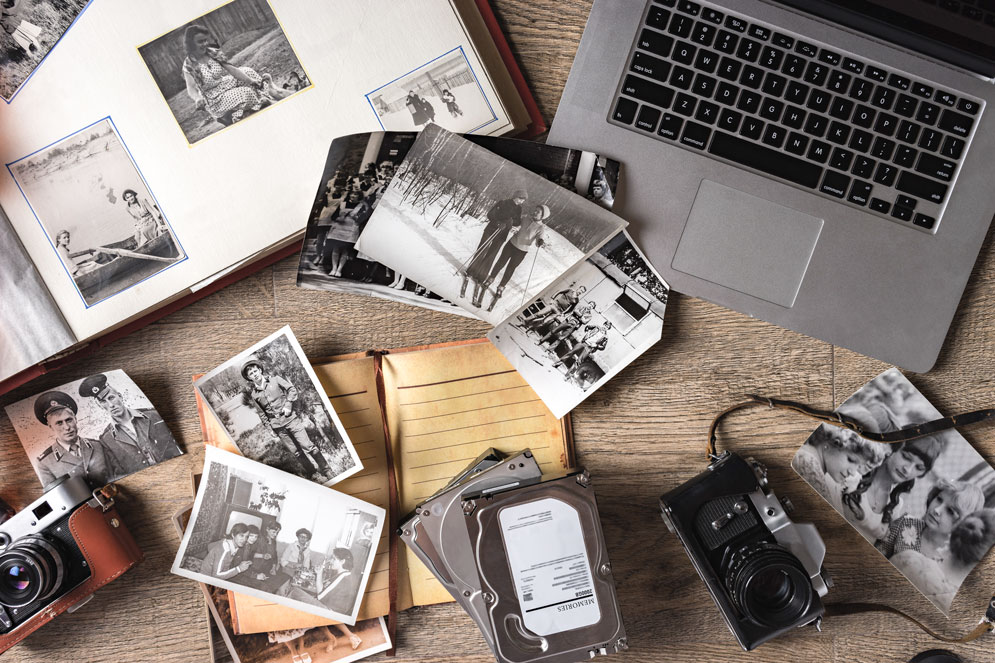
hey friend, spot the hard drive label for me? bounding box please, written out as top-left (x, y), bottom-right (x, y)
top-left (498, 497), bottom-right (601, 636)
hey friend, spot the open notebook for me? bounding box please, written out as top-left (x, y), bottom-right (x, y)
top-left (194, 338), bottom-right (574, 633)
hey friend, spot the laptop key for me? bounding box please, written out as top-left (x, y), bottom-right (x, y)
top-left (638, 29), bottom-right (675, 57)
top-left (680, 120), bottom-right (711, 149)
top-left (829, 97), bottom-right (854, 121)
top-left (674, 93), bottom-right (697, 116)
top-left (842, 57), bottom-right (865, 75)
top-left (693, 73), bottom-right (717, 97)
top-left (820, 170), bottom-right (849, 198)
top-left (916, 102), bottom-right (940, 126)
top-left (695, 101), bottom-right (720, 124)
top-left (808, 140), bottom-right (831, 163)
top-left (865, 65), bottom-right (887, 82)
top-left (849, 130), bottom-right (872, 153)
top-left (804, 61), bottom-right (829, 86)
top-left (760, 46), bottom-right (784, 70)
top-left (941, 135), bottom-right (965, 159)
top-left (715, 30), bottom-right (738, 54)
top-left (918, 128), bottom-right (941, 152)
top-left (916, 153), bottom-right (956, 181)
top-left (678, 1), bottom-right (700, 16)
top-left (827, 71), bottom-right (851, 94)
top-left (737, 38), bottom-right (761, 62)
top-left (938, 109), bottom-right (973, 137)
top-left (783, 106), bottom-right (806, 128)
top-left (819, 49), bottom-right (842, 66)
top-left (872, 86), bottom-right (896, 110)
top-left (911, 82), bottom-right (933, 99)
top-left (830, 147), bottom-right (854, 170)
top-left (647, 6), bottom-right (671, 30)
top-left (760, 97), bottom-right (784, 121)
top-left (657, 112), bottom-right (684, 139)
top-left (897, 120), bottom-right (920, 144)
top-left (737, 90), bottom-right (761, 114)
top-left (636, 106), bottom-right (662, 131)
top-left (807, 89), bottom-right (830, 113)
top-left (724, 15), bottom-right (747, 32)
top-left (785, 81), bottom-right (809, 104)
top-left (762, 124), bottom-right (786, 148)
top-left (761, 73), bottom-right (786, 97)
top-left (668, 14), bottom-right (693, 37)
top-left (772, 33), bottom-right (794, 49)
top-left (748, 24), bottom-right (771, 41)
top-left (781, 54), bottom-right (805, 78)
top-left (935, 91), bottom-right (957, 107)
top-left (895, 145), bottom-right (918, 167)
top-left (715, 82), bottom-right (738, 105)
top-left (623, 75), bottom-right (675, 108)
top-left (695, 49), bottom-right (719, 73)
top-left (785, 132), bottom-right (808, 155)
top-left (874, 112), bottom-right (898, 136)
top-left (631, 52), bottom-right (672, 83)
top-left (871, 137), bottom-right (895, 160)
top-left (740, 116), bottom-right (764, 140)
top-left (827, 121), bottom-right (850, 145)
top-left (795, 40), bottom-right (818, 58)
top-left (710, 131), bottom-right (822, 187)
top-left (670, 66), bottom-right (693, 89)
top-left (896, 195), bottom-right (917, 210)
top-left (613, 97), bottom-right (638, 124)
top-left (957, 98), bottom-right (980, 115)
top-left (913, 213), bottom-right (936, 229)
top-left (888, 73), bottom-right (911, 90)
top-left (896, 170), bottom-right (949, 203)
top-left (849, 79), bottom-right (874, 102)
top-left (870, 197), bottom-right (891, 213)
top-left (852, 105), bottom-right (876, 128)
top-left (848, 180), bottom-right (872, 205)
top-left (691, 22), bottom-right (717, 46)
top-left (673, 41), bottom-right (696, 64)
top-left (874, 163), bottom-right (898, 186)
top-left (851, 156), bottom-right (876, 179)
top-left (717, 57), bottom-right (741, 80)
top-left (741, 65), bottom-right (763, 88)
top-left (718, 108), bottom-right (742, 132)
top-left (892, 205), bottom-right (913, 221)
top-left (895, 94), bottom-right (917, 118)
top-left (804, 113), bottom-right (829, 137)
top-left (702, 8), bottom-right (724, 23)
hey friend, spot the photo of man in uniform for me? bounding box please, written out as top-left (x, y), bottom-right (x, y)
top-left (32, 390), bottom-right (110, 488)
top-left (78, 373), bottom-right (182, 477)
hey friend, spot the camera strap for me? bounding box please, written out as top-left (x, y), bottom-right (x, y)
top-left (706, 395), bottom-right (995, 643)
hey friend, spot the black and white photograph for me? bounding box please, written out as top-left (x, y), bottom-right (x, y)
top-left (792, 368), bottom-right (995, 614)
top-left (0, 0), bottom-right (90, 101)
top-left (6, 117), bottom-right (186, 307)
top-left (194, 326), bottom-right (362, 487)
top-left (354, 124), bottom-right (627, 325)
top-left (172, 446), bottom-right (385, 625)
top-left (295, 131), bottom-right (621, 318)
top-left (365, 46), bottom-right (496, 134)
top-left (137, 0), bottom-right (310, 145)
top-left (489, 232), bottom-right (669, 418)
top-left (4, 368), bottom-right (184, 488)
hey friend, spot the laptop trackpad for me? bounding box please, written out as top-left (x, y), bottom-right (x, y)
top-left (671, 180), bottom-right (824, 308)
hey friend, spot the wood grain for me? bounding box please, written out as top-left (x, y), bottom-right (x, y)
top-left (2, 1), bottom-right (995, 662)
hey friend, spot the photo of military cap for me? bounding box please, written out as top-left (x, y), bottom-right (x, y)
top-left (33, 390), bottom-right (77, 424)
top-left (78, 373), bottom-right (112, 399)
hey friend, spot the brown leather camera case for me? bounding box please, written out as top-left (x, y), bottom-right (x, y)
top-left (0, 502), bottom-right (143, 654)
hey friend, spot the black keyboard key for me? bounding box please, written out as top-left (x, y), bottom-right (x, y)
top-left (820, 170), bottom-right (850, 198)
top-left (613, 97), bottom-right (638, 124)
top-left (807, 89), bottom-right (831, 113)
top-left (849, 79), bottom-right (874, 102)
top-left (941, 135), bottom-right (965, 159)
top-left (872, 86), bottom-right (896, 110)
top-left (695, 49), bottom-right (719, 73)
top-left (870, 197), bottom-right (891, 213)
top-left (851, 156), bottom-right (876, 179)
top-left (911, 82), bottom-right (933, 99)
top-left (647, 6), bottom-right (671, 30)
top-left (897, 120), bottom-right (921, 144)
top-left (874, 112), bottom-right (898, 136)
top-left (781, 54), bottom-right (806, 79)
top-left (773, 33), bottom-right (794, 49)
top-left (785, 81), bottom-right (809, 104)
top-left (819, 49), bottom-right (842, 65)
top-left (715, 82), bottom-right (738, 105)
top-left (938, 109), bottom-right (974, 136)
top-left (715, 30), bottom-right (739, 54)
top-left (639, 29), bottom-right (675, 57)
top-left (895, 94), bottom-right (917, 118)
top-left (804, 113), bottom-right (829, 137)
top-left (655, 0), bottom-right (676, 5)
top-left (916, 153), bottom-right (956, 181)
top-left (783, 105), bottom-right (806, 128)
top-left (918, 128), bottom-right (942, 152)
top-left (762, 124), bottom-right (787, 148)
top-left (827, 121), bottom-right (851, 145)
top-left (916, 102), bottom-right (940, 125)
top-left (670, 65), bottom-right (694, 89)
top-left (737, 38), bottom-right (761, 62)
top-left (710, 130), bottom-right (823, 187)
top-left (842, 57), bottom-right (865, 75)
top-left (668, 14), bottom-right (694, 38)
top-left (691, 22), bottom-right (717, 46)
top-left (681, 120), bottom-right (711, 149)
top-left (895, 145), bottom-right (918, 167)
top-left (871, 137), bottom-right (895, 160)
top-left (828, 71), bottom-right (851, 94)
top-left (658, 112), bottom-right (683, 139)
top-left (673, 92), bottom-right (697, 116)
top-left (702, 8), bottom-right (724, 24)
top-left (888, 73), bottom-right (911, 90)
top-left (896, 194), bottom-right (917, 210)
top-left (717, 57), bottom-right (741, 81)
top-left (913, 213), bottom-right (936, 229)
top-left (762, 73), bottom-right (786, 97)
top-left (957, 98), bottom-right (980, 115)
top-left (852, 105), bottom-right (876, 128)
top-left (623, 75), bottom-right (676, 108)
top-left (892, 205), bottom-right (913, 221)
top-left (695, 100), bottom-right (720, 124)
top-left (829, 97), bottom-right (854, 121)
top-left (808, 140), bottom-right (831, 163)
top-left (724, 15), bottom-right (747, 32)
top-left (848, 179), bottom-right (872, 206)
top-left (631, 52), bottom-right (672, 82)
top-left (849, 130), bottom-right (872, 153)
top-left (759, 46), bottom-right (784, 70)
top-left (737, 90), bottom-right (761, 114)
top-left (740, 116), bottom-right (764, 140)
top-left (865, 65), bottom-right (887, 82)
top-left (804, 62), bottom-right (829, 86)
top-left (795, 40), bottom-right (818, 58)
top-left (635, 105), bottom-right (661, 131)
top-left (748, 24), bottom-right (771, 40)
top-left (935, 91), bottom-right (957, 107)
top-left (673, 41), bottom-right (696, 64)
top-left (740, 65), bottom-right (763, 88)
top-left (896, 170), bottom-right (948, 203)
top-left (830, 147), bottom-right (854, 170)
top-left (679, 1), bottom-right (700, 15)
top-left (718, 108), bottom-right (742, 132)
top-left (693, 73), bottom-right (717, 97)
top-left (785, 132), bottom-right (808, 155)
top-left (760, 97), bottom-right (784, 121)
top-left (874, 163), bottom-right (898, 186)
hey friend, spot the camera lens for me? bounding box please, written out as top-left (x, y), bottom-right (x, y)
top-left (725, 541), bottom-right (814, 630)
top-left (0, 536), bottom-right (64, 609)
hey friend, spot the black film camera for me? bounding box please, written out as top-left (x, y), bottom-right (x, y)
top-left (659, 452), bottom-right (831, 651)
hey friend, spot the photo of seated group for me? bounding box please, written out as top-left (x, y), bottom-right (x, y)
top-left (793, 368), bottom-right (995, 614)
top-left (6, 117), bottom-right (185, 307)
top-left (4, 368), bottom-right (183, 488)
top-left (172, 446), bottom-right (385, 625)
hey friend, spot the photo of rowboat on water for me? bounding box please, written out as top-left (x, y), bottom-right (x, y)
top-left (7, 117), bottom-right (185, 307)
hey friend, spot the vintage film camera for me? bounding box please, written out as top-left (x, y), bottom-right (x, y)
top-left (659, 452), bottom-right (831, 651)
top-left (0, 475), bottom-right (143, 654)
top-left (400, 448), bottom-right (627, 663)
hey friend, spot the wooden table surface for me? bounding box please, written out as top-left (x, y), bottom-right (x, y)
top-left (3, 2), bottom-right (995, 662)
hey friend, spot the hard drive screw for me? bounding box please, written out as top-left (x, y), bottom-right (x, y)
top-left (463, 500), bottom-right (476, 515)
top-left (422, 510), bottom-right (430, 516)
top-left (599, 562), bottom-right (611, 575)
top-left (403, 530), bottom-right (411, 537)
top-left (509, 464), bottom-right (516, 470)
top-left (482, 592), bottom-right (494, 604)
top-left (576, 472), bottom-right (591, 487)
top-left (463, 590), bottom-right (471, 597)
top-left (616, 638), bottom-right (628, 651)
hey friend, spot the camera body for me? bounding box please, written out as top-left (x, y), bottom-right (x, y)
top-left (659, 452), bottom-right (830, 651)
top-left (0, 475), bottom-right (143, 654)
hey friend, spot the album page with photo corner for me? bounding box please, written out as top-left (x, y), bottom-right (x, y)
top-left (195, 338), bottom-right (575, 633)
top-left (0, 0), bottom-right (533, 385)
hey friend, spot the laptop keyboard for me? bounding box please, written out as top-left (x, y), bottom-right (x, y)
top-left (608, 0), bottom-right (986, 234)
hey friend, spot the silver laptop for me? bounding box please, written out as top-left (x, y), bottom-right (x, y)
top-left (548, 0), bottom-right (995, 372)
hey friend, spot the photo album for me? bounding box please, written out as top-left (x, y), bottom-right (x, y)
top-left (0, 0), bottom-right (539, 395)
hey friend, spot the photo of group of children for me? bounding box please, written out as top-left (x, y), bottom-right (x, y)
top-left (793, 368), bottom-right (995, 614)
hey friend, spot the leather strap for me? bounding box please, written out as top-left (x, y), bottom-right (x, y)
top-left (368, 350), bottom-right (400, 656)
top-left (706, 395), bottom-right (995, 643)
